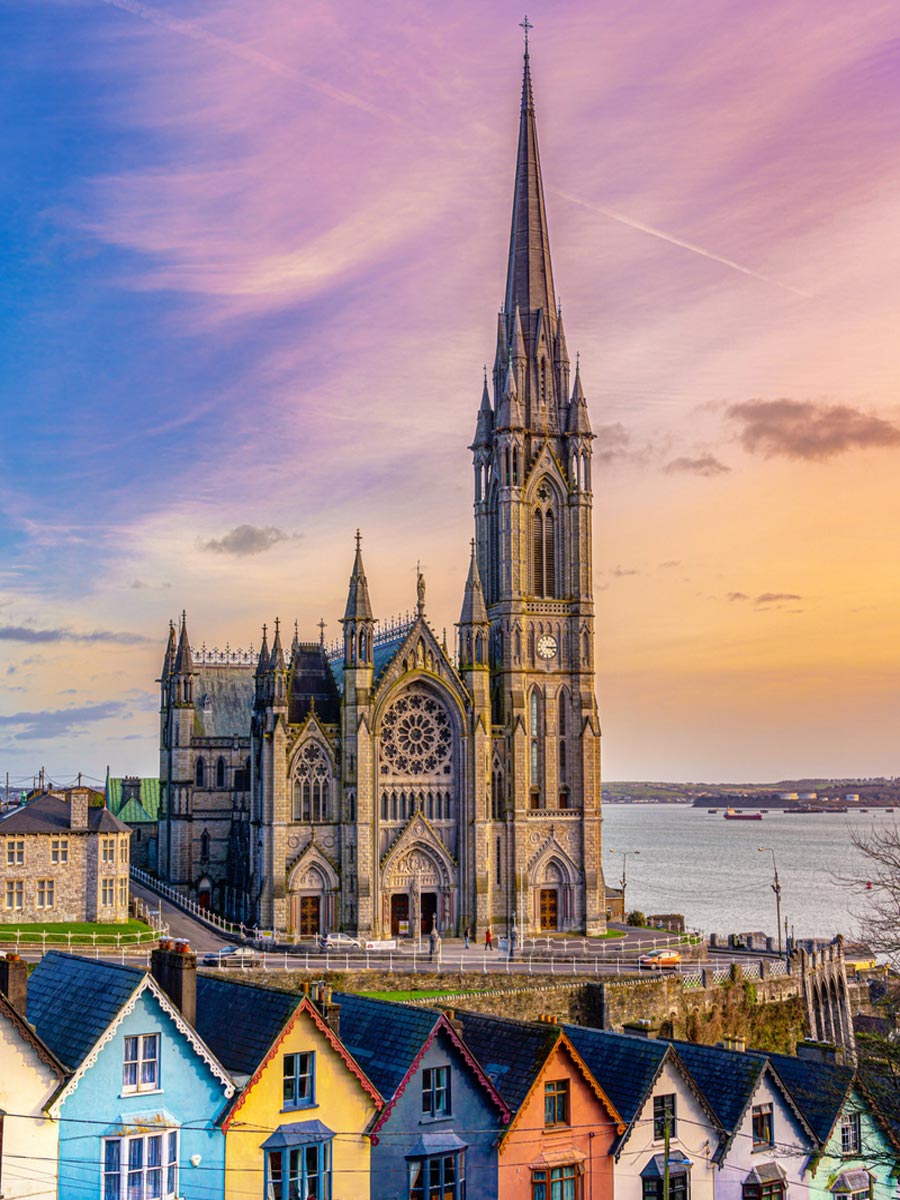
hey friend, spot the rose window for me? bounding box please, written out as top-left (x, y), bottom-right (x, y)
top-left (381, 691), bottom-right (452, 775)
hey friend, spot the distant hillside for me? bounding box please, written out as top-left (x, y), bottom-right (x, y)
top-left (603, 779), bottom-right (900, 806)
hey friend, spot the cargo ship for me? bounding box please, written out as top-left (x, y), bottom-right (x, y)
top-left (723, 808), bottom-right (763, 820)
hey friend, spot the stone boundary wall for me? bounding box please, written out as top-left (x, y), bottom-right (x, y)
top-left (204, 966), bottom-right (807, 1051)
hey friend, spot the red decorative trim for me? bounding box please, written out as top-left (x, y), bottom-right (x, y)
top-left (370, 1012), bottom-right (510, 1138)
top-left (222, 996), bottom-right (381, 1132)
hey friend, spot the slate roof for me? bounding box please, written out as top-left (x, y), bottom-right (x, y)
top-left (192, 665), bottom-right (254, 740)
top-left (753, 1051), bottom-right (853, 1144)
top-left (333, 993), bottom-right (441, 1100)
top-left (27, 953), bottom-right (145, 1071)
top-left (664, 1039), bottom-right (766, 1133)
top-left (0, 990), bottom-right (67, 1080)
top-left (107, 777), bottom-right (161, 824)
top-left (288, 646), bottom-right (341, 726)
top-left (455, 1011), bottom-right (561, 1114)
top-left (326, 630), bottom-right (412, 698)
top-left (564, 1025), bottom-right (671, 1124)
top-left (195, 976), bottom-right (300, 1077)
top-left (0, 793), bottom-right (129, 835)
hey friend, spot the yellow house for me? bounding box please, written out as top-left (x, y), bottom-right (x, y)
top-left (195, 978), bottom-right (382, 1199)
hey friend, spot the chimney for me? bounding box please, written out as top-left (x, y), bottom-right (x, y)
top-left (69, 788), bottom-right (89, 830)
top-left (721, 1035), bottom-right (747, 1053)
top-left (0, 953), bottom-right (27, 1015)
top-left (151, 940), bottom-right (197, 1026)
top-left (623, 1019), bottom-right (658, 1039)
top-left (308, 983), bottom-right (341, 1036)
top-left (443, 1008), bottom-right (464, 1037)
top-left (797, 1038), bottom-right (842, 1065)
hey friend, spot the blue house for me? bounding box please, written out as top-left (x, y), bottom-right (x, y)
top-left (335, 994), bottom-right (510, 1200)
top-left (26, 949), bottom-right (234, 1200)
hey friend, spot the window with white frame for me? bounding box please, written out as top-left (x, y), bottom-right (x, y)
top-left (422, 1065), bottom-right (451, 1118)
top-left (36, 879), bottom-right (55, 910)
top-left (4, 881), bottom-right (23, 910)
top-left (266, 1141), bottom-right (330, 1200)
top-left (123, 1034), bottom-right (159, 1093)
top-left (101, 878), bottom-right (115, 907)
top-left (51, 838), bottom-right (68, 864)
top-left (103, 1130), bottom-right (177, 1200)
top-left (5, 838), bottom-right (24, 866)
top-left (841, 1112), bottom-right (862, 1155)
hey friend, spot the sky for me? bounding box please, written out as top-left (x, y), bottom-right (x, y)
top-left (1, 0), bottom-right (899, 788)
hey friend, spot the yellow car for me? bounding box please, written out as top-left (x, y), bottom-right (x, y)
top-left (638, 949), bottom-right (682, 969)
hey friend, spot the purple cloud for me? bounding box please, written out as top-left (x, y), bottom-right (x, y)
top-left (728, 399), bottom-right (900, 461)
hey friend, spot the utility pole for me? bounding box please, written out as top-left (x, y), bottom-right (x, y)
top-left (759, 847), bottom-right (783, 956)
top-left (663, 1113), bottom-right (671, 1200)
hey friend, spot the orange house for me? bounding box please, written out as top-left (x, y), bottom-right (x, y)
top-left (458, 1012), bottom-right (624, 1200)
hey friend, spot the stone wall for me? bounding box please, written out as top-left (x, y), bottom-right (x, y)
top-left (203, 965), bottom-right (807, 1051)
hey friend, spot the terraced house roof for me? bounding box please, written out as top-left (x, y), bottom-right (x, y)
top-left (195, 976), bottom-right (301, 1078)
top-left (27, 953), bottom-right (145, 1070)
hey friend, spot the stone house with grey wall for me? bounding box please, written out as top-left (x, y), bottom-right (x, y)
top-left (0, 789), bottom-right (131, 922)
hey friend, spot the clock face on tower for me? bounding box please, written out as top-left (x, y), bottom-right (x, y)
top-left (536, 634), bottom-right (558, 660)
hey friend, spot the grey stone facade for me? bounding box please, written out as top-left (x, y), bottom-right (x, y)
top-left (157, 43), bottom-right (607, 939)
top-left (0, 790), bottom-right (131, 923)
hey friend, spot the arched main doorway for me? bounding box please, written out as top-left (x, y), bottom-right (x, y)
top-left (287, 859), bottom-right (339, 938)
top-left (382, 845), bottom-right (454, 938)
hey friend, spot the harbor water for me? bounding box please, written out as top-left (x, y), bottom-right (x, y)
top-left (602, 804), bottom-right (896, 941)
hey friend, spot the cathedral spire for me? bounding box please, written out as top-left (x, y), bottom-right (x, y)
top-left (172, 610), bottom-right (193, 674)
top-left (343, 530), bottom-right (374, 622)
top-left (473, 370), bottom-right (493, 446)
top-left (269, 617), bottom-right (286, 670)
top-left (458, 540), bottom-right (488, 626)
top-left (160, 619), bottom-right (176, 680)
top-left (567, 354), bottom-right (592, 434)
top-left (505, 26), bottom-right (557, 335)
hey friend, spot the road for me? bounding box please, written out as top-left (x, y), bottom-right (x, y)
top-left (130, 880), bottom-right (231, 955)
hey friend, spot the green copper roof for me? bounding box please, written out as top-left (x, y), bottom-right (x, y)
top-left (107, 777), bottom-right (161, 823)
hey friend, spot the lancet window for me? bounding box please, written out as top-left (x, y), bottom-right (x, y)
top-left (292, 742), bottom-right (332, 823)
top-left (531, 483), bottom-right (558, 598)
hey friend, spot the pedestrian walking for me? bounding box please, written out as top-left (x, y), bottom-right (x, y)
top-left (485, 925), bottom-right (493, 950)
top-left (464, 925), bottom-right (471, 950)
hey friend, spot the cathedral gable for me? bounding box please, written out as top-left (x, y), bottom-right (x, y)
top-left (372, 619), bottom-right (469, 715)
top-left (525, 441), bottom-right (569, 495)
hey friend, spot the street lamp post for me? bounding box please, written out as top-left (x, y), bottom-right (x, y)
top-left (758, 847), bottom-right (783, 956)
top-left (608, 848), bottom-right (640, 915)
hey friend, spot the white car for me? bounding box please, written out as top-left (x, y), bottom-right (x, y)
top-left (319, 932), bottom-right (362, 951)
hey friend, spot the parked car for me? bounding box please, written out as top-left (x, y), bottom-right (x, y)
top-left (318, 932), bottom-right (362, 951)
top-left (638, 948), bottom-right (681, 970)
top-left (201, 946), bottom-right (259, 967)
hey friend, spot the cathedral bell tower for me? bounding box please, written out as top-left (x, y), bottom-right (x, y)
top-left (471, 31), bottom-right (606, 935)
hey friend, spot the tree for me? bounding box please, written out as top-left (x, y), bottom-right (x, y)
top-left (626, 909), bottom-right (647, 927)
top-left (846, 819), bottom-right (900, 965)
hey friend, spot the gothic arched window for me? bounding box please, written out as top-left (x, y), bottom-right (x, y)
top-left (531, 483), bottom-right (558, 598)
top-left (195, 758), bottom-right (205, 788)
top-left (529, 689), bottom-right (542, 807)
top-left (292, 742), bottom-right (331, 822)
top-left (200, 830), bottom-right (210, 861)
top-left (216, 757), bottom-right (226, 789)
top-left (491, 760), bottom-right (505, 820)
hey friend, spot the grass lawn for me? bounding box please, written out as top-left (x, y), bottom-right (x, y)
top-left (0, 919), bottom-right (152, 940)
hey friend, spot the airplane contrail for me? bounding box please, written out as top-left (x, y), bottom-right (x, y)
top-left (552, 188), bottom-right (812, 299)
top-left (101, 0), bottom-right (380, 117)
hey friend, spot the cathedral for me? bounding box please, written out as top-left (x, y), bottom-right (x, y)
top-left (157, 39), bottom-right (608, 940)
